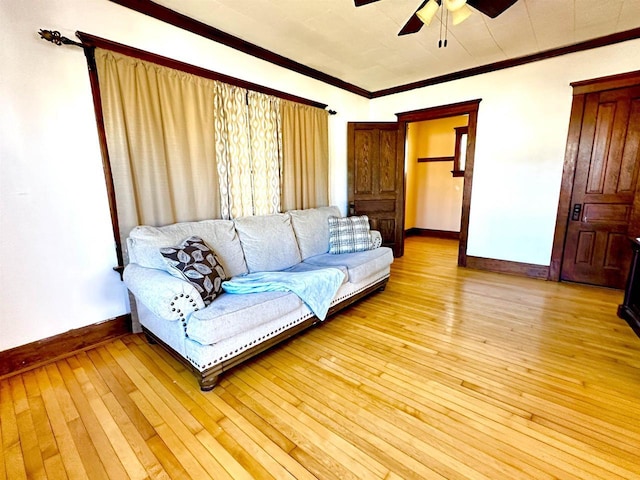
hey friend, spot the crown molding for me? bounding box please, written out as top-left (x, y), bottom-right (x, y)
top-left (108, 1), bottom-right (640, 100)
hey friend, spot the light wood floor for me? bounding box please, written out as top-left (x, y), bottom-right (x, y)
top-left (2, 237), bottom-right (639, 479)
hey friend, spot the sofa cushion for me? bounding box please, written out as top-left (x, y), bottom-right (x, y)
top-left (234, 213), bottom-right (301, 273)
top-left (160, 236), bottom-right (226, 306)
top-left (328, 215), bottom-right (373, 254)
top-left (127, 219), bottom-right (248, 278)
top-left (303, 246), bottom-right (394, 284)
top-left (187, 291), bottom-right (303, 345)
top-left (289, 206), bottom-right (342, 260)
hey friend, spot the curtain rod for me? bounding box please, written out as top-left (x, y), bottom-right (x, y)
top-left (38, 29), bottom-right (337, 114)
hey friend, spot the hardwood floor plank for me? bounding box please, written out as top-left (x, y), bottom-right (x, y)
top-left (1, 379), bottom-right (26, 480)
top-left (269, 348), bottom-right (525, 480)
top-left (278, 338), bottom-right (555, 480)
top-left (57, 359), bottom-right (130, 479)
top-left (1, 237), bottom-right (639, 479)
top-left (42, 454), bottom-right (68, 479)
top-left (85, 347), bottom-right (156, 441)
top-left (104, 342), bottom-right (233, 480)
top-left (33, 367), bottom-right (89, 480)
top-left (146, 434), bottom-right (191, 480)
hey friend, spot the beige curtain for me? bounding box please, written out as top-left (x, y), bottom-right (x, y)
top-left (95, 49), bottom-right (220, 257)
top-left (280, 100), bottom-right (329, 211)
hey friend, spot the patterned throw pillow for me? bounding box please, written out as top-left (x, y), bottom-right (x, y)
top-left (160, 236), bottom-right (226, 305)
top-left (328, 215), bottom-right (373, 254)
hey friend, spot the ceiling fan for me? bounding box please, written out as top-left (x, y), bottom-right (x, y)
top-left (354, 0), bottom-right (518, 36)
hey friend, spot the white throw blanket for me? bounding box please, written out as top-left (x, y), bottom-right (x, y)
top-left (221, 268), bottom-right (345, 320)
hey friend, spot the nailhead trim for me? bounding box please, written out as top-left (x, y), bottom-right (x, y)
top-left (184, 277), bottom-right (390, 370)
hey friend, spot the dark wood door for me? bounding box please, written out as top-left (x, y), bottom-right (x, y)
top-left (561, 85), bottom-right (640, 288)
top-left (347, 122), bottom-right (405, 257)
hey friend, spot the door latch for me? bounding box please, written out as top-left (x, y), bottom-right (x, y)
top-left (571, 203), bottom-right (582, 221)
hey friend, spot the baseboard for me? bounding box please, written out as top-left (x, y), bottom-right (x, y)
top-left (405, 228), bottom-right (460, 240)
top-left (465, 256), bottom-right (550, 279)
top-left (0, 314), bottom-right (131, 378)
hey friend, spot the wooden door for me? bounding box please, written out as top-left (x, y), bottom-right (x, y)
top-left (561, 85), bottom-right (640, 288)
top-left (347, 122), bottom-right (405, 257)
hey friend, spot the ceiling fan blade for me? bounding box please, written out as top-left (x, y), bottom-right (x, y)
top-left (467, 0), bottom-right (518, 18)
top-left (398, 0), bottom-right (428, 36)
top-left (354, 0), bottom-right (381, 6)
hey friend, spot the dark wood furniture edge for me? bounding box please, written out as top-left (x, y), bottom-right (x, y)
top-left (618, 305), bottom-right (640, 338)
top-left (405, 228), bottom-right (460, 240)
top-left (617, 238), bottom-right (640, 339)
top-left (466, 256), bottom-right (550, 279)
top-left (143, 277), bottom-right (389, 391)
top-left (0, 314), bottom-right (132, 378)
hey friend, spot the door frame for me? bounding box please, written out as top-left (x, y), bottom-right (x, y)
top-left (549, 70), bottom-right (640, 282)
top-left (396, 99), bottom-right (482, 267)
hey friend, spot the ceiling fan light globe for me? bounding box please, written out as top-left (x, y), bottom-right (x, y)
top-left (451, 4), bottom-right (472, 24)
top-left (444, 0), bottom-right (467, 12)
top-left (416, 0), bottom-right (440, 26)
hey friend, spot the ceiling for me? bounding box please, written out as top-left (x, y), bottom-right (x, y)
top-left (150, 0), bottom-right (640, 93)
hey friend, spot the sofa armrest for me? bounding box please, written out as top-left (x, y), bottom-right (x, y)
top-left (123, 263), bottom-right (204, 321)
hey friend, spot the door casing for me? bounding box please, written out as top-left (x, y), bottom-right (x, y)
top-left (550, 70), bottom-right (640, 283)
top-left (396, 99), bottom-right (482, 267)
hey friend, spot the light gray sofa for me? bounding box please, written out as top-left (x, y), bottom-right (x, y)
top-left (123, 206), bottom-right (394, 390)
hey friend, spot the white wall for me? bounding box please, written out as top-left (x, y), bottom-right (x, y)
top-left (370, 41), bottom-right (640, 266)
top-left (0, 0), bottom-right (369, 351)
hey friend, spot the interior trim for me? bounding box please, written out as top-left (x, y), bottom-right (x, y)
top-left (0, 315), bottom-right (131, 378)
top-left (107, 0), bottom-right (370, 98)
top-left (371, 28), bottom-right (640, 98)
top-left (417, 156), bottom-right (455, 163)
top-left (549, 70), bottom-right (640, 282)
top-left (76, 31), bottom-right (330, 110)
top-left (406, 228), bottom-right (460, 240)
top-left (397, 99), bottom-right (481, 268)
top-left (466, 256), bottom-right (550, 279)
top-left (106, 0), bottom-right (640, 100)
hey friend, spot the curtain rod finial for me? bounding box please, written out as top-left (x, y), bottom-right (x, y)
top-left (38, 29), bottom-right (83, 48)
top-left (327, 109), bottom-right (337, 115)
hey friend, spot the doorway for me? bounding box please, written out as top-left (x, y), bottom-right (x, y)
top-left (347, 100), bottom-right (481, 262)
top-left (550, 70), bottom-right (640, 289)
top-left (404, 115), bottom-right (469, 242)
top-left (397, 100), bottom-right (481, 266)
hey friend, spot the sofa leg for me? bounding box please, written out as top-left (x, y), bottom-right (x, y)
top-left (199, 374), bottom-right (220, 392)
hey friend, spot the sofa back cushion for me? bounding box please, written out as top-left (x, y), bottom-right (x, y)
top-left (127, 219), bottom-right (248, 278)
top-left (289, 206), bottom-right (342, 260)
top-left (234, 213), bottom-right (301, 272)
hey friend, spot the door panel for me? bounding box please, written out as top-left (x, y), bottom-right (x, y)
top-left (348, 122), bottom-right (405, 257)
top-left (561, 85), bottom-right (640, 288)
